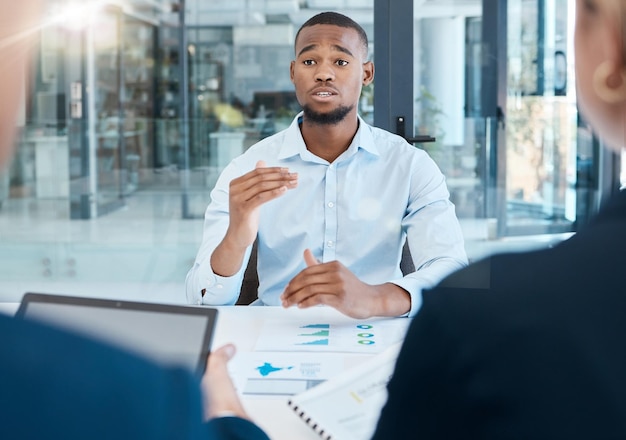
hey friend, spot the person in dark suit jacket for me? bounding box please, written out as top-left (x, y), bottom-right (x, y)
top-left (372, 0), bottom-right (626, 437)
top-left (0, 3), bottom-right (267, 439)
top-left (373, 192), bottom-right (626, 438)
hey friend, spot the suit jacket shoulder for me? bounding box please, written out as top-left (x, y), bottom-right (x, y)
top-left (374, 190), bottom-right (626, 439)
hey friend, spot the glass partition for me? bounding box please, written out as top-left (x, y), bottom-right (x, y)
top-left (413, 2), bottom-right (486, 216)
top-left (504, 0), bottom-right (578, 235)
top-left (413, 0), bottom-right (585, 242)
top-left (0, 0), bottom-right (376, 301)
top-left (92, 7), bottom-right (125, 215)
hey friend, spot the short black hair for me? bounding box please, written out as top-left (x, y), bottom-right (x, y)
top-left (295, 11), bottom-right (369, 55)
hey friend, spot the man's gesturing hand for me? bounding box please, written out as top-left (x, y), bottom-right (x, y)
top-left (281, 249), bottom-right (411, 319)
top-left (227, 160), bottom-right (298, 248)
top-left (211, 161), bottom-right (297, 277)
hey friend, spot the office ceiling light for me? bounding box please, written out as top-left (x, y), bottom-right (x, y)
top-left (0, 0), bottom-right (112, 50)
top-left (50, 0), bottom-right (108, 31)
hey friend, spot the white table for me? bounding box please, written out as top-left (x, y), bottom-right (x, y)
top-left (212, 306), bottom-right (409, 439)
top-left (1, 302), bottom-right (409, 440)
top-left (0, 302), bottom-right (18, 315)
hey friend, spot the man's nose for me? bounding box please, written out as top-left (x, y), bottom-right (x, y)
top-left (314, 63), bottom-right (335, 82)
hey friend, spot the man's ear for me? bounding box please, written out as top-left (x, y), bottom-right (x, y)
top-left (362, 60), bottom-right (374, 86)
top-left (290, 60), bottom-right (295, 84)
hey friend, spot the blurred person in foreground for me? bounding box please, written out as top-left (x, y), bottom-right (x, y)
top-left (0, 2), bottom-right (267, 439)
top-left (373, 0), bottom-right (626, 437)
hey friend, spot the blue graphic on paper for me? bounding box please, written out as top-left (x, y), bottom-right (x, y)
top-left (255, 362), bottom-right (294, 377)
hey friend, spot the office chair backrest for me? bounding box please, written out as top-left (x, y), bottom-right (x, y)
top-left (236, 240), bottom-right (260, 305)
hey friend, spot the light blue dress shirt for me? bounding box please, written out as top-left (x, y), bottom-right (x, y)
top-left (186, 113), bottom-right (468, 317)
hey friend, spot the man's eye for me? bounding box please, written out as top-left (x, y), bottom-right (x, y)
top-left (336, 60), bottom-right (349, 67)
top-left (303, 60), bottom-right (315, 66)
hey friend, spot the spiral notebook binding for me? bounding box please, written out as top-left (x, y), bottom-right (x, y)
top-left (288, 398), bottom-right (333, 440)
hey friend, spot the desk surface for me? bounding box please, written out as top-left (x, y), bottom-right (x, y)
top-left (1, 302), bottom-right (409, 440)
top-left (213, 305), bottom-right (411, 439)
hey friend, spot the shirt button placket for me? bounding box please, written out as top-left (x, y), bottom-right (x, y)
top-left (323, 165), bottom-right (338, 261)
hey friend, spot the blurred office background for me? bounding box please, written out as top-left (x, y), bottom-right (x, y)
top-left (0, 0), bottom-right (621, 303)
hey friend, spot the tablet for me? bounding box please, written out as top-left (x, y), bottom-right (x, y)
top-left (16, 292), bottom-right (218, 376)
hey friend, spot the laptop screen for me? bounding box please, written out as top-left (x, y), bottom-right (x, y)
top-left (16, 293), bottom-right (218, 375)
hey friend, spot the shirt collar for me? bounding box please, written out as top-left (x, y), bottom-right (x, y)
top-left (278, 112), bottom-right (381, 161)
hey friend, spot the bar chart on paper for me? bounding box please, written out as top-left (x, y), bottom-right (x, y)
top-left (297, 324), bottom-right (330, 345)
top-left (253, 319), bottom-right (410, 353)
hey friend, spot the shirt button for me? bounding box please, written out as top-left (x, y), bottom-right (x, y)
top-left (196, 299), bottom-right (202, 305)
top-left (216, 284), bottom-right (223, 289)
top-left (327, 202), bottom-right (334, 208)
top-left (327, 240), bottom-right (334, 248)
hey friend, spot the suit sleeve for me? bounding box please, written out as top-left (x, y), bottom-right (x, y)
top-left (206, 417), bottom-right (270, 440)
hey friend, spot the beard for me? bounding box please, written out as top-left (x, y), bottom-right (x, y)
top-left (302, 104), bottom-right (354, 126)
